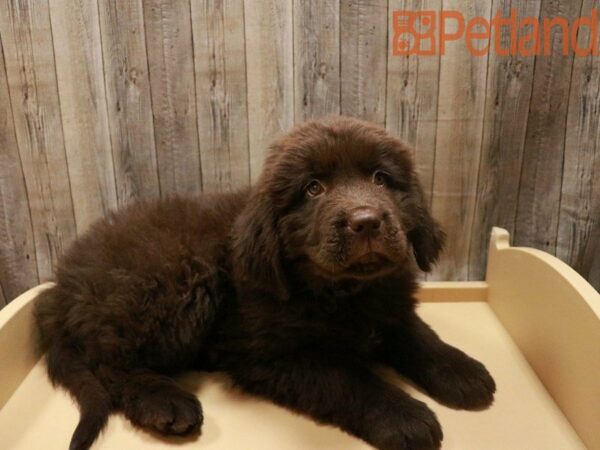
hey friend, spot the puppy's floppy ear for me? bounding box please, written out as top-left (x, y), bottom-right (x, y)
top-left (406, 178), bottom-right (446, 272)
top-left (232, 189), bottom-right (288, 299)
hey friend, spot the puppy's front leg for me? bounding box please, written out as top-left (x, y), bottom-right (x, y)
top-left (380, 313), bottom-right (496, 410)
top-left (231, 356), bottom-right (442, 450)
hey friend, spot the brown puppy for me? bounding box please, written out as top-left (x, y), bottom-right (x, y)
top-left (34, 116), bottom-right (495, 450)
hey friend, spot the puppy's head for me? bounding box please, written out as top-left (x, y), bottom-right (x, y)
top-left (233, 117), bottom-right (445, 295)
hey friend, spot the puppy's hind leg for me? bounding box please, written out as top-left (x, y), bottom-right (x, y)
top-left (101, 367), bottom-right (203, 436)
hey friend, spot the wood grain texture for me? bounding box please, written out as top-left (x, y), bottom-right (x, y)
top-left (386, 0), bottom-right (441, 208)
top-left (192, 0), bottom-right (250, 192)
top-left (244, 0), bottom-right (294, 181)
top-left (294, 0), bottom-right (341, 120)
top-left (143, 0), bottom-right (202, 195)
top-left (49, 0), bottom-right (117, 233)
top-left (340, 0), bottom-right (388, 125)
top-left (0, 36), bottom-right (38, 300)
top-left (514, 0), bottom-right (584, 253)
top-left (0, 2), bottom-right (599, 300)
top-left (0, 0), bottom-right (77, 283)
top-left (556, 0), bottom-right (600, 284)
top-left (468, 0), bottom-right (541, 280)
top-left (98, 0), bottom-right (160, 204)
top-left (429, 0), bottom-right (492, 281)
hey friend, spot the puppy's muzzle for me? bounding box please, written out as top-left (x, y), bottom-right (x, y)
top-left (347, 206), bottom-right (383, 238)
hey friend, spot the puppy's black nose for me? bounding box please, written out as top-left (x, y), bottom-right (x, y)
top-left (348, 207), bottom-right (382, 236)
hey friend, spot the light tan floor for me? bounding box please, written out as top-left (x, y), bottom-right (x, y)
top-left (0, 302), bottom-right (586, 450)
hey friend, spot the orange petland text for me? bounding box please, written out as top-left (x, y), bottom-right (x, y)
top-left (392, 9), bottom-right (599, 57)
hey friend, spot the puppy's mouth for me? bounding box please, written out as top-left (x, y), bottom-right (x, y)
top-left (344, 251), bottom-right (394, 277)
top-left (308, 250), bottom-right (396, 281)
top-left (307, 229), bottom-right (407, 280)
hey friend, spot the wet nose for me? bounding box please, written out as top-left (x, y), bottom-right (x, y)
top-left (348, 207), bottom-right (383, 236)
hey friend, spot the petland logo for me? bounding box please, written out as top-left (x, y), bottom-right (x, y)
top-left (392, 9), bottom-right (599, 56)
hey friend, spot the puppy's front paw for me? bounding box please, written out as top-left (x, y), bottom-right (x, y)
top-left (369, 398), bottom-right (443, 450)
top-left (420, 348), bottom-right (496, 410)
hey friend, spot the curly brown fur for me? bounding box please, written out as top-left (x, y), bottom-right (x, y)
top-left (34, 116), bottom-right (495, 450)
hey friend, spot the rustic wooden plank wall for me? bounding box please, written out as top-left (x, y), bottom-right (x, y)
top-left (0, 0), bottom-right (598, 304)
top-left (144, 0), bottom-right (203, 195)
top-left (556, 0), bottom-right (600, 284)
top-left (294, 0), bottom-right (341, 119)
top-left (515, 0), bottom-right (584, 253)
top-left (0, 33), bottom-right (37, 303)
top-left (429, 0), bottom-right (493, 281)
top-left (192, 0), bottom-right (250, 191)
top-left (469, 0), bottom-right (542, 280)
top-left (0, 0), bottom-right (77, 292)
top-left (50, 0), bottom-right (119, 232)
top-left (244, 0), bottom-right (294, 180)
top-left (340, 0), bottom-right (388, 125)
top-left (98, 0), bottom-right (161, 204)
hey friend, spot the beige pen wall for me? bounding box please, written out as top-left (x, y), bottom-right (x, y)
top-left (0, 0), bottom-right (598, 306)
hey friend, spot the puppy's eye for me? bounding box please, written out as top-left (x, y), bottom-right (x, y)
top-left (373, 171), bottom-right (389, 186)
top-left (306, 180), bottom-right (325, 197)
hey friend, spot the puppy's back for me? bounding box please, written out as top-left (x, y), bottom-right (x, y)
top-left (34, 191), bottom-right (248, 357)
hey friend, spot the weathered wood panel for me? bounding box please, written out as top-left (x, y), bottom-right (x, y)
top-left (244, 0), bottom-right (294, 181)
top-left (386, 0), bottom-right (441, 208)
top-left (192, 0), bottom-right (250, 191)
top-left (98, 0), bottom-right (160, 204)
top-left (0, 36), bottom-right (38, 300)
top-left (469, 0), bottom-right (541, 279)
top-left (514, 0), bottom-right (584, 253)
top-left (429, 0), bottom-right (493, 281)
top-left (294, 0), bottom-right (341, 120)
top-left (143, 0), bottom-right (203, 195)
top-left (0, 1), bottom-right (599, 302)
top-left (556, 0), bottom-right (600, 282)
top-left (0, 0), bottom-right (77, 283)
top-left (340, 0), bottom-right (388, 125)
top-left (49, 0), bottom-right (117, 233)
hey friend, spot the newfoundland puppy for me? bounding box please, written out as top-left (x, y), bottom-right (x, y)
top-left (34, 116), bottom-right (495, 450)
